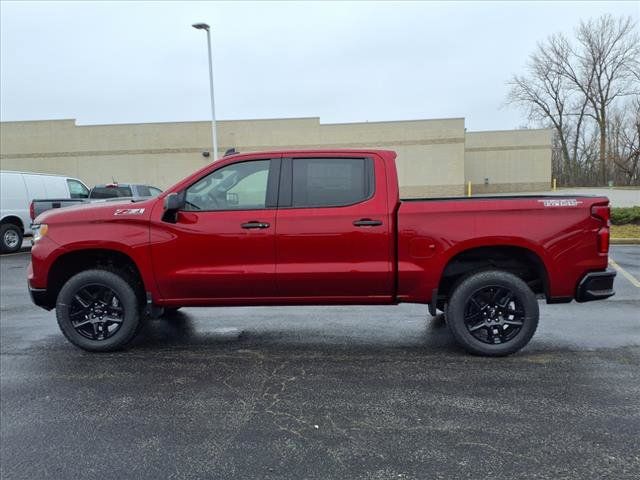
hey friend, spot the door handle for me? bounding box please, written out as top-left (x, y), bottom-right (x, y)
top-left (241, 221), bottom-right (270, 229)
top-left (353, 218), bottom-right (383, 227)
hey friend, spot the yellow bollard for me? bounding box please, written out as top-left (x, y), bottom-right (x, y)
top-left (467, 181), bottom-right (472, 197)
top-left (553, 178), bottom-right (557, 191)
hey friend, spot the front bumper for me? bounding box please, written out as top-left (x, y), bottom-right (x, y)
top-left (576, 269), bottom-right (616, 303)
top-left (28, 284), bottom-right (54, 310)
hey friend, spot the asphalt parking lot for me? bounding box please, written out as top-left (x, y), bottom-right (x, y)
top-left (1, 247), bottom-right (639, 480)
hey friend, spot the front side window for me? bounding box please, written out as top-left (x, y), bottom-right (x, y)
top-left (67, 179), bottom-right (89, 199)
top-left (291, 158), bottom-right (372, 207)
top-left (184, 160), bottom-right (270, 211)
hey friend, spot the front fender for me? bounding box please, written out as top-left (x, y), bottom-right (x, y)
top-left (37, 219), bottom-right (160, 301)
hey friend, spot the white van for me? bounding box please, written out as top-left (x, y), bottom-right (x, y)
top-left (0, 171), bottom-right (89, 253)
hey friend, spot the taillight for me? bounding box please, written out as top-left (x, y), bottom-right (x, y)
top-left (591, 205), bottom-right (610, 226)
top-left (591, 204), bottom-right (610, 254)
top-left (29, 201), bottom-right (35, 221)
top-left (597, 228), bottom-right (610, 254)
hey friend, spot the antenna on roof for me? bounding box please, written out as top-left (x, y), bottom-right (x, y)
top-left (224, 148), bottom-right (238, 157)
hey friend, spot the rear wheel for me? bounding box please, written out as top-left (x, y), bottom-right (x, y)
top-left (1, 224), bottom-right (23, 253)
top-left (56, 269), bottom-right (141, 352)
top-left (446, 270), bottom-right (539, 356)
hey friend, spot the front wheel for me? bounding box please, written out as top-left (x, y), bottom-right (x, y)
top-left (56, 269), bottom-right (141, 352)
top-left (446, 270), bottom-right (539, 356)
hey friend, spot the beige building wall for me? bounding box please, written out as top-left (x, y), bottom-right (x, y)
top-left (464, 129), bottom-right (552, 193)
top-left (319, 118), bottom-right (466, 197)
top-left (0, 117), bottom-right (550, 197)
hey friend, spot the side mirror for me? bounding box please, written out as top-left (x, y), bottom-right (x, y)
top-left (164, 192), bottom-right (184, 211)
top-left (162, 192), bottom-right (185, 223)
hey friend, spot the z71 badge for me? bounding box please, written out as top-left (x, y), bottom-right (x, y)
top-left (113, 208), bottom-right (146, 216)
top-left (538, 199), bottom-right (582, 207)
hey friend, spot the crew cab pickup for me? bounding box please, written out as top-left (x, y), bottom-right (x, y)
top-left (28, 150), bottom-right (615, 356)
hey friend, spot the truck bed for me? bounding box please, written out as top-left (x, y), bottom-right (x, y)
top-left (396, 194), bottom-right (610, 303)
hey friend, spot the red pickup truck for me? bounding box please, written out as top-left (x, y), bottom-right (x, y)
top-left (28, 149), bottom-right (615, 356)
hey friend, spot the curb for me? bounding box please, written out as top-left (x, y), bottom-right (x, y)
top-left (611, 238), bottom-right (640, 245)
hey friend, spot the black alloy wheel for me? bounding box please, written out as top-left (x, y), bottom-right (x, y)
top-left (69, 284), bottom-right (125, 340)
top-left (463, 285), bottom-right (525, 345)
top-left (446, 270), bottom-right (539, 356)
top-left (56, 269), bottom-right (141, 352)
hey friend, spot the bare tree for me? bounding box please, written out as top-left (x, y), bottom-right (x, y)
top-left (507, 34), bottom-right (591, 185)
top-left (609, 98), bottom-right (640, 185)
top-left (508, 35), bottom-right (572, 168)
top-left (507, 14), bottom-right (640, 186)
top-left (564, 15), bottom-right (640, 183)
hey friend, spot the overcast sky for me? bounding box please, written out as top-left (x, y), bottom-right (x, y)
top-left (1, 1), bottom-right (638, 131)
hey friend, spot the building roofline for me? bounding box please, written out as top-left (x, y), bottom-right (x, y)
top-left (0, 118), bottom-right (76, 124)
top-left (320, 117), bottom-right (465, 126)
top-left (1, 115), bottom-right (467, 128)
top-left (466, 127), bottom-right (553, 134)
top-left (74, 117), bottom-right (324, 127)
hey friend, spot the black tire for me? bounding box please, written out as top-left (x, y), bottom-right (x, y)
top-left (1, 224), bottom-right (23, 254)
top-left (56, 269), bottom-right (141, 352)
top-left (446, 270), bottom-right (539, 357)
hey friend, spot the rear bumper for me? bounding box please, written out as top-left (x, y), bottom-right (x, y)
top-left (576, 269), bottom-right (616, 303)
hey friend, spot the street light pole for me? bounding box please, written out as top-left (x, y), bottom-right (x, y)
top-left (192, 23), bottom-right (218, 160)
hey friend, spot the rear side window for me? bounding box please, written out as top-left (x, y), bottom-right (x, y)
top-left (67, 179), bottom-right (89, 199)
top-left (291, 158), bottom-right (373, 208)
top-left (90, 186), bottom-right (133, 199)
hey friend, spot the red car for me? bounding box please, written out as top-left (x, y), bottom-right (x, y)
top-left (28, 149), bottom-right (615, 356)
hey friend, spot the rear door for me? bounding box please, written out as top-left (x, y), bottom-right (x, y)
top-left (275, 155), bottom-right (393, 300)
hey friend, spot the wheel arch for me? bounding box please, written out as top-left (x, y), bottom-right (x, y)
top-left (437, 244), bottom-right (550, 302)
top-left (46, 248), bottom-right (147, 309)
top-left (1, 215), bottom-right (25, 231)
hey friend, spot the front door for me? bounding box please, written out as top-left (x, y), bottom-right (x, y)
top-left (150, 158), bottom-right (280, 302)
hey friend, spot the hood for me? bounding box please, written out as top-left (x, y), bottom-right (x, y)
top-left (35, 197), bottom-right (158, 225)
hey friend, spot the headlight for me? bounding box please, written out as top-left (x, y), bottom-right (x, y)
top-left (32, 224), bottom-right (48, 243)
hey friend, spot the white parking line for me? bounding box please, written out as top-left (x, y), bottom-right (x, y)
top-left (609, 258), bottom-right (640, 288)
